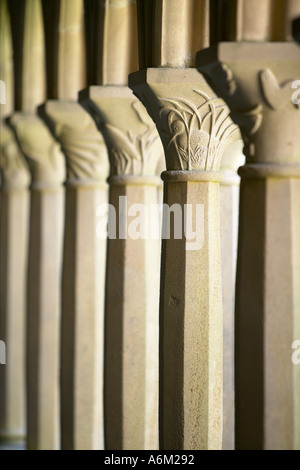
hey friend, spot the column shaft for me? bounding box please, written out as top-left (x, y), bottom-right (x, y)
top-left (10, 112), bottom-right (66, 450)
top-left (0, 188), bottom-right (29, 442)
top-left (220, 142), bottom-right (245, 450)
top-left (105, 180), bottom-right (160, 450)
top-left (27, 188), bottom-right (64, 450)
top-left (235, 169), bottom-right (300, 450)
top-left (160, 173), bottom-right (223, 450)
top-left (61, 183), bottom-right (107, 450)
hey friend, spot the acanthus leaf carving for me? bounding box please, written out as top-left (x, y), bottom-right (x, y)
top-left (56, 121), bottom-right (109, 182)
top-left (9, 113), bottom-right (66, 186)
top-left (100, 100), bottom-right (163, 177)
top-left (0, 122), bottom-right (31, 189)
top-left (43, 102), bottom-right (110, 183)
top-left (158, 89), bottom-right (241, 171)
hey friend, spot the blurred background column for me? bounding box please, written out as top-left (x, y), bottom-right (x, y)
top-left (198, 4), bottom-right (300, 445)
top-left (81, 0), bottom-right (164, 450)
top-left (41, 0), bottom-right (109, 450)
top-left (219, 141), bottom-right (245, 450)
top-left (8, 0), bottom-right (66, 450)
top-left (0, 0), bottom-right (30, 446)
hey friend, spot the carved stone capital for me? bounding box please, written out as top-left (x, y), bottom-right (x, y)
top-left (197, 42), bottom-right (300, 164)
top-left (9, 113), bottom-right (66, 189)
top-left (129, 68), bottom-right (241, 172)
top-left (80, 86), bottom-right (164, 177)
top-left (0, 122), bottom-right (30, 190)
top-left (42, 101), bottom-right (109, 186)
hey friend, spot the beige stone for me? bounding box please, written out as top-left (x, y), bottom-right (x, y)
top-left (84, 0), bottom-right (138, 86)
top-left (39, 0), bottom-right (113, 448)
top-left (137, 0), bottom-right (209, 68)
top-left (0, 0), bottom-right (14, 118)
top-left (0, 124), bottom-right (30, 443)
top-left (236, 0), bottom-right (280, 41)
top-left (10, 112), bottom-right (65, 450)
top-left (3, 0), bottom-right (300, 453)
top-left (198, 41), bottom-right (300, 450)
top-left (284, 0), bottom-right (300, 40)
top-left (8, 0), bottom-right (45, 111)
top-left (43, 100), bottom-right (109, 450)
top-left (210, 0), bottom-right (297, 43)
top-left (219, 140), bottom-right (245, 450)
top-left (236, 167), bottom-right (300, 450)
top-left (130, 67), bottom-right (241, 449)
top-left (81, 85), bottom-right (164, 450)
top-left (104, 179), bottom-right (161, 450)
top-left (61, 183), bottom-right (107, 450)
top-left (0, 1), bottom-right (29, 445)
top-left (42, 0), bottom-right (86, 100)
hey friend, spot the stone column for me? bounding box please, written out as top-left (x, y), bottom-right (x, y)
top-left (0, 0), bottom-right (13, 118)
top-left (43, 101), bottom-right (109, 450)
top-left (8, 0), bottom-right (46, 112)
top-left (42, 0), bottom-right (86, 101)
top-left (198, 41), bottom-right (300, 450)
top-left (7, 0), bottom-right (65, 450)
top-left (10, 113), bottom-right (65, 450)
top-left (235, 0), bottom-right (272, 40)
top-left (137, 0), bottom-right (209, 69)
top-left (41, 0), bottom-right (110, 450)
top-left (285, 0), bottom-right (300, 40)
top-left (219, 140), bottom-right (245, 450)
top-left (210, 0), bottom-right (295, 43)
top-left (81, 85), bottom-right (164, 450)
top-left (0, 0), bottom-right (30, 446)
top-left (0, 124), bottom-right (30, 444)
top-left (130, 68), bottom-right (241, 450)
top-left (235, 0), bottom-right (300, 41)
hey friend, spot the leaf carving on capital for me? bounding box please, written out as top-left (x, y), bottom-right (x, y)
top-left (11, 115), bottom-right (66, 185)
top-left (158, 90), bottom-right (241, 171)
top-left (0, 124), bottom-right (30, 189)
top-left (57, 121), bottom-right (109, 181)
top-left (101, 100), bottom-right (162, 176)
top-left (259, 69), bottom-right (300, 111)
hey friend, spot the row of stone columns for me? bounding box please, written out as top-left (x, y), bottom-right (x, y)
top-left (1, 0), bottom-right (299, 451)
